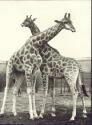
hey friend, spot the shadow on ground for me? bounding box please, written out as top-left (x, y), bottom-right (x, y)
top-left (0, 107), bottom-right (91, 125)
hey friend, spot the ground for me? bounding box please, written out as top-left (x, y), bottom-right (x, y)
top-left (0, 88), bottom-right (91, 125)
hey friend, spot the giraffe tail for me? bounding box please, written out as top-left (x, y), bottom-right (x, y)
top-left (77, 72), bottom-right (89, 97)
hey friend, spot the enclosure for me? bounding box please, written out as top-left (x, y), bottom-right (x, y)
top-left (0, 58), bottom-right (91, 124)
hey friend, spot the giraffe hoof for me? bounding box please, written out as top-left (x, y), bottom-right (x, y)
top-left (83, 114), bottom-right (87, 118)
top-left (33, 114), bottom-right (39, 119)
top-left (69, 117), bottom-right (75, 121)
top-left (12, 112), bottom-right (17, 116)
top-left (39, 114), bottom-right (43, 119)
top-left (29, 117), bottom-right (34, 120)
top-left (51, 113), bottom-right (56, 117)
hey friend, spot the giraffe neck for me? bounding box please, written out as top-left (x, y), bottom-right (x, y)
top-left (31, 23), bottom-right (64, 47)
top-left (29, 23), bottom-right (40, 35)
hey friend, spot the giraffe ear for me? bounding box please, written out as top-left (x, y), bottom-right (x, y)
top-left (33, 18), bottom-right (37, 21)
top-left (54, 20), bottom-right (63, 24)
top-left (54, 20), bottom-right (61, 23)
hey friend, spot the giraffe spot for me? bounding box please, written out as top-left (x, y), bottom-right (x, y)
top-left (39, 41), bottom-right (42, 46)
top-left (48, 62), bottom-right (52, 67)
top-left (50, 32), bottom-right (54, 37)
top-left (19, 65), bottom-right (22, 69)
top-left (43, 59), bottom-right (47, 63)
top-left (14, 57), bottom-right (17, 61)
top-left (24, 56), bottom-right (27, 61)
top-left (25, 60), bottom-right (30, 65)
top-left (56, 69), bottom-right (59, 73)
top-left (34, 50), bottom-right (39, 55)
top-left (21, 48), bottom-right (24, 54)
top-left (49, 35), bottom-right (52, 40)
top-left (51, 68), bottom-right (54, 72)
top-left (62, 63), bottom-right (67, 66)
top-left (26, 45), bottom-right (30, 49)
top-left (43, 47), bottom-right (47, 53)
top-left (60, 69), bottom-right (63, 72)
top-left (25, 50), bottom-right (28, 55)
top-left (62, 58), bottom-right (66, 62)
top-left (45, 67), bottom-right (48, 72)
top-left (56, 65), bottom-right (59, 68)
top-left (30, 47), bottom-right (35, 53)
top-left (53, 62), bottom-right (56, 67)
top-left (30, 58), bottom-right (33, 63)
top-left (20, 56), bottom-right (23, 63)
top-left (41, 33), bottom-right (45, 40)
top-left (33, 39), bottom-right (36, 42)
top-left (47, 29), bottom-right (51, 35)
top-left (37, 36), bottom-right (40, 41)
top-left (48, 57), bottom-right (52, 61)
top-left (16, 59), bottom-right (20, 64)
top-left (16, 52), bottom-right (19, 57)
top-left (45, 52), bottom-right (50, 59)
top-left (27, 55), bottom-right (30, 59)
top-left (45, 36), bottom-right (49, 41)
top-left (58, 60), bottom-right (61, 65)
top-left (67, 66), bottom-right (72, 69)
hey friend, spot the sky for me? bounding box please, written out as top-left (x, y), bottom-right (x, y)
top-left (0, 0), bottom-right (91, 61)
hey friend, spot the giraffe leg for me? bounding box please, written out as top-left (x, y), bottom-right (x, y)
top-left (69, 85), bottom-right (78, 121)
top-left (77, 74), bottom-right (87, 118)
top-left (39, 74), bottom-right (48, 118)
top-left (80, 94), bottom-right (87, 118)
top-left (12, 75), bottom-right (22, 116)
top-left (12, 87), bottom-right (17, 116)
top-left (0, 64), bottom-right (11, 115)
top-left (0, 86), bottom-right (8, 115)
top-left (50, 78), bottom-right (56, 117)
top-left (32, 75), bottom-right (38, 119)
top-left (25, 69), bottom-right (34, 120)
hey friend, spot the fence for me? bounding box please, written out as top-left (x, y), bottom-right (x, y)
top-left (0, 58), bottom-right (91, 95)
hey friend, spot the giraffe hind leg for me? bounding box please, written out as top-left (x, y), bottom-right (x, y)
top-left (77, 73), bottom-right (87, 118)
top-left (69, 84), bottom-right (78, 121)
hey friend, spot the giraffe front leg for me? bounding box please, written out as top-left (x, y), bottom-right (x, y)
top-left (25, 69), bottom-right (34, 120)
top-left (27, 87), bottom-right (34, 120)
top-left (50, 78), bottom-right (56, 117)
top-left (32, 76), bottom-right (38, 119)
top-left (12, 87), bottom-right (17, 116)
top-left (39, 74), bottom-right (48, 118)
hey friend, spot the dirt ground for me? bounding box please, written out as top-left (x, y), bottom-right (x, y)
top-left (0, 89), bottom-right (91, 125)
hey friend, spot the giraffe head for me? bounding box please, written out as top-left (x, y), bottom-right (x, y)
top-left (21, 15), bottom-right (37, 28)
top-left (55, 13), bottom-right (76, 32)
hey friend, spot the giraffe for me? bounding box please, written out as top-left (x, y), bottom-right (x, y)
top-left (21, 14), bottom-right (62, 114)
top-left (21, 14), bottom-right (88, 120)
top-left (0, 13), bottom-right (76, 120)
